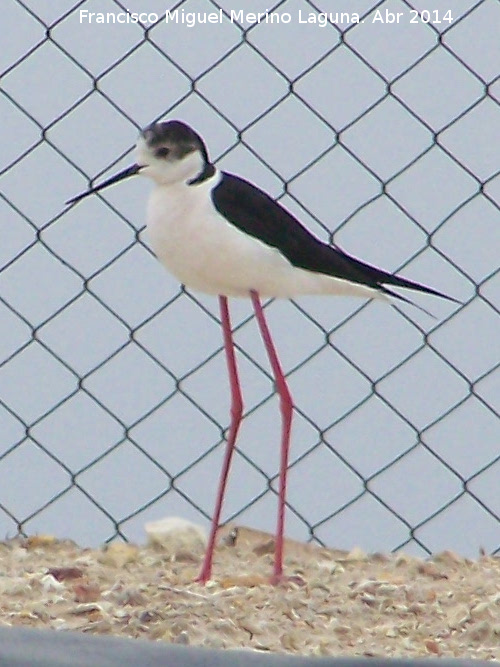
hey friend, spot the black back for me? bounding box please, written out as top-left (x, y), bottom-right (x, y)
top-left (211, 172), bottom-right (454, 303)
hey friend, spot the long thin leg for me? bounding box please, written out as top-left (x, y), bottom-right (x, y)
top-left (196, 295), bottom-right (243, 583)
top-left (250, 290), bottom-right (293, 583)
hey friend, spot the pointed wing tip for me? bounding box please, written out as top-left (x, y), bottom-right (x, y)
top-left (381, 284), bottom-right (462, 318)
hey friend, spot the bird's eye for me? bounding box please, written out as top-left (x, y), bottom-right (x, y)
top-left (155, 146), bottom-right (170, 158)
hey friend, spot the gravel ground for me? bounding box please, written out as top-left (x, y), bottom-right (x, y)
top-left (0, 525), bottom-right (499, 662)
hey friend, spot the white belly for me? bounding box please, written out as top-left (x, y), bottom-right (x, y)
top-left (146, 179), bottom-right (382, 301)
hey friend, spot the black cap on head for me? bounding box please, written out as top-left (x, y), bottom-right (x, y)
top-left (141, 120), bottom-right (209, 162)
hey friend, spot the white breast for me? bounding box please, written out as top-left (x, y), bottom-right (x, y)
top-left (146, 171), bottom-right (382, 301)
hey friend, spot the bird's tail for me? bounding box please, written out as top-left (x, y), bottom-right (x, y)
top-left (377, 273), bottom-right (460, 318)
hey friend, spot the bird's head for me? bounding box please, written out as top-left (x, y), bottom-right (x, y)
top-left (66, 120), bottom-right (212, 205)
top-left (137, 120), bottom-right (210, 185)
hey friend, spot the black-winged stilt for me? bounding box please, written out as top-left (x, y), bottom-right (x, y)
top-left (67, 120), bottom-right (457, 584)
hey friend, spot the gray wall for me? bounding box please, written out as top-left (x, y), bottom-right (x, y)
top-left (0, 0), bottom-right (499, 556)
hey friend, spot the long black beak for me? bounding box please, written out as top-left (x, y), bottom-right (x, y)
top-left (65, 163), bottom-right (143, 205)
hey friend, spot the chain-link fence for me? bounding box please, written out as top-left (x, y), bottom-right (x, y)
top-left (1, 0), bottom-right (499, 557)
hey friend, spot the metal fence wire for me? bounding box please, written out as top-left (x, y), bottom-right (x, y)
top-left (0, 0), bottom-right (499, 556)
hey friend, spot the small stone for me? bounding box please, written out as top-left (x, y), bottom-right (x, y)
top-left (145, 517), bottom-right (206, 558)
top-left (416, 562), bottom-right (448, 579)
top-left (345, 547), bottom-right (367, 562)
top-left (47, 567), bottom-right (84, 581)
top-left (253, 539), bottom-right (275, 557)
top-left (73, 581), bottom-right (101, 603)
top-left (70, 602), bottom-right (103, 615)
top-left (40, 574), bottom-right (65, 592)
top-left (425, 639), bottom-right (441, 655)
top-left (98, 543), bottom-right (139, 568)
top-left (24, 535), bottom-right (57, 549)
top-left (432, 550), bottom-right (464, 565)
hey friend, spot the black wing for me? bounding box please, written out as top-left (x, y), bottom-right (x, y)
top-left (212, 172), bottom-right (458, 307)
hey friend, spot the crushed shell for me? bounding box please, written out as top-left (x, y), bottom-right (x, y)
top-left (0, 526), bottom-right (498, 660)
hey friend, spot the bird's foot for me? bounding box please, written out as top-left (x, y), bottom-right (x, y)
top-left (193, 563), bottom-right (213, 585)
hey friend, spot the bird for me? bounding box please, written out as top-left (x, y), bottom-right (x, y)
top-left (66, 120), bottom-right (458, 584)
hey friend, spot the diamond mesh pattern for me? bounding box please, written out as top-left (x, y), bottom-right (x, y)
top-left (0, 0), bottom-right (498, 555)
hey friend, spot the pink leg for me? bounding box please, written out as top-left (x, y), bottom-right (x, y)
top-left (196, 295), bottom-right (243, 583)
top-left (250, 290), bottom-right (293, 583)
